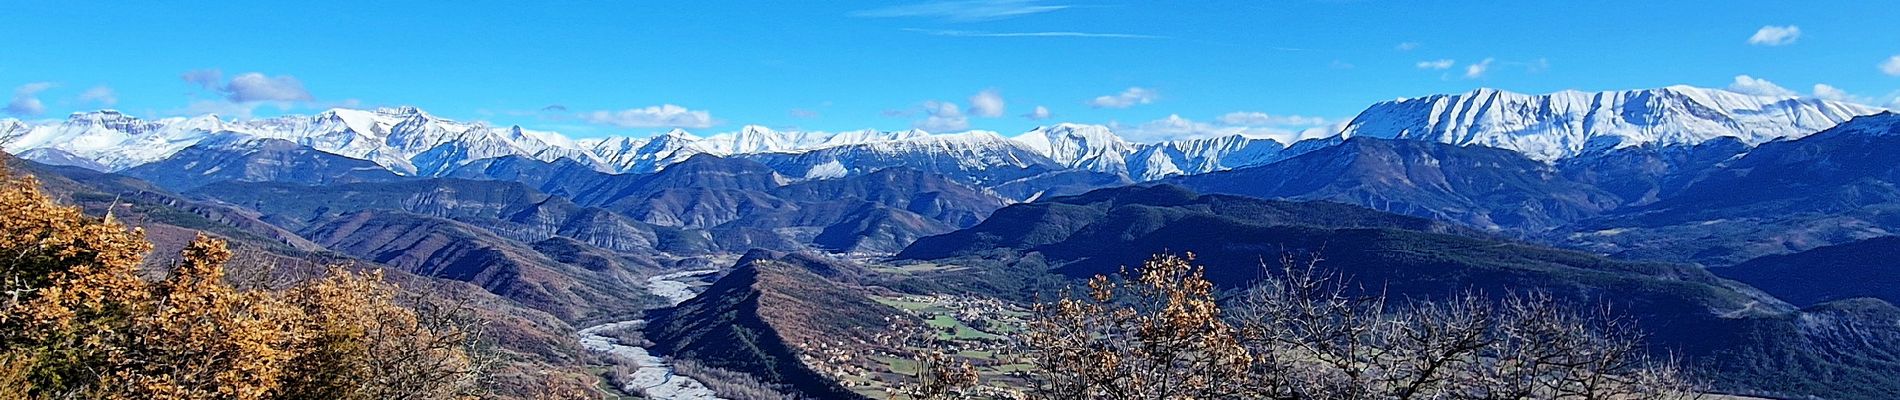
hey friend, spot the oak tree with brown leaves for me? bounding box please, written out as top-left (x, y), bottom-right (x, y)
top-left (0, 164), bottom-right (494, 400)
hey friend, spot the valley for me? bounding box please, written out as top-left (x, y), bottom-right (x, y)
top-left (7, 85), bottom-right (1900, 399)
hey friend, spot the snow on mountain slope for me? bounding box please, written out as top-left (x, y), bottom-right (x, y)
top-left (694, 125), bottom-right (939, 155)
top-left (1340, 86), bottom-right (1886, 161)
top-left (0, 111), bottom-right (229, 170)
top-left (585, 130), bottom-right (711, 173)
top-left (1126, 134), bottom-right (1289, 180)
top-left (1011, 123), bottom-right (1135, 174)
top-left (743, 131), bottom-right (1061, 184)
top-left (4, 86), bottom-right (1883, 182)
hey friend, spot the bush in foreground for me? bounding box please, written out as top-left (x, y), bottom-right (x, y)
top-left (0, 165), bottom-right (490, 400)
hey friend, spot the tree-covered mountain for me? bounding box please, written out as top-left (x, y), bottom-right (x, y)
top-left (1716, 236), bottom-right (1900, 307)
top-left (899, 184), bottom-right (1900, 399)
top-left (1170, 137), bottom-right (1620, 231)
top-left (1565, 112), bottom-right (1900, 265)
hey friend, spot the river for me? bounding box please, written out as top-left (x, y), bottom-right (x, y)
top-left (577, 269), bottom-right (724, 400)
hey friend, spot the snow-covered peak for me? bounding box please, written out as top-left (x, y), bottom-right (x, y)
top-left (1341, 86), bottom-right (1885, 161)
top-left (1126, 134), bottom-right (1290, 181)
top-left (1011, 123), bottom-right (1134, 173)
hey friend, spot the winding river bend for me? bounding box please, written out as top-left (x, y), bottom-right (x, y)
top-left (577, 269), bottom-right (724, 400)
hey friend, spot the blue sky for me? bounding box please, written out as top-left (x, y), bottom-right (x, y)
top-left (4, 1), bottom-right (1898, 141)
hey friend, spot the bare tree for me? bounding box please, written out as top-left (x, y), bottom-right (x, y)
top-left (1018, 253), bottom-right (1704, 400)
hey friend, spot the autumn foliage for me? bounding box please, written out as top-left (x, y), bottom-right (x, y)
top-left (0, 165), bottom-right (489, 399)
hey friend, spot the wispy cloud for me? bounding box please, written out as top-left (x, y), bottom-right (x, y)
top-left (1882, 55), bottom-right (1900, 76)
top-left (1215, 112), bottom-right (1329, 127)
top-left (853, 0), bottom-right (1068, 22)
top-left (180, 69), bottom-right (314, 103)
top-left (5, 82), bottom-right (56, 117)
top-left (78, 86), bottom-right (117, 106)
top-left (1395, 42), bottom-right (1420, 51)
top-left (904, 28), bottom-right (1164, 39)
top-left (1113, 113), bottom-right (1339, 143)
top-left (1727, 75), bottom-right (1797, 97)
top-left (581, 104), bottom-right (718, 129)
top-left (1464, 58), bottom-right (1495, 79)
top-left (1088, 87), bottom-right (1158, 109)
top-left (1416, 59), bottom-right (1455, 70)
top-left (1748, 25), bottom-right (1801, 46)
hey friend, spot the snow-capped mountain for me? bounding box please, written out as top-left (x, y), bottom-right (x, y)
top-left (1010, 123), bottom-right (1135, 174)
top-left (581, 130), bottom-right (710, 173)
top-left (744, 131), bottom-right (1060, 184)
top-left (1341, 86), bottom-right (1885, 161)
top-left (0, 107), bottom-right (608, 175)
top-left (1126, 135), bottom-right (1290, 181)
top-left (3, 85), bottom-right (1887, 184)
top-left (692, 125), bottom-right (939, 155)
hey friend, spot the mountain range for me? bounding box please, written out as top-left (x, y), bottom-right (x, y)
top-left (6, 86), bottom-right (1881, 188)
top-left (11, 84), bottom-right (1900, 399)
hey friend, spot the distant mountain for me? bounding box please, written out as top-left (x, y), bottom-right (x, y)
top-left (199, 153), bottom-right (1006, 255)
top-left (122, 133), bottom-right (404, 190)
top-left (1010, 123), bottom-right (1135, 175)
top-left (899, 184), bottom-right (1900, 399)
top-left (0, 107), bottom-right (611, 175)
top-left (186, 178), bottom-right (696, 255)
top-left (1341, 86), bottom-right (1883, 161)
top-left (298, 209), bottom-right (655, 322)
top-left (1716, 236), bottom-right (1900, 307)
top-left (743, 131), bottom-right (1060, 184)
top-left (1554, 137), bottom-right (1750, 206)
top-left (1565, 112), bottom-right (1900, 265)
top-left (9, 86), bottom-right (1875, 188)
top-left (579, 130), bottom-right (709, 174)
top-left (1170, 137), bottom-right (1620, 231)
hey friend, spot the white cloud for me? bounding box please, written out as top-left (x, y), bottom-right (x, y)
top-left (181, 69), bottom-right (314, 103)
top-left (1415, 59), bottom-right (1455, 70)
top-left (1882, 55), bottom-right (1900, 76)
top-left (1464, 58), bottom-right (1495, 79)
top-left (789, 108), bottom-right (818, 118)
top-left (1115, 113), bottom-right (1340, 143)
top-left (1215, 112), bottom-right (1328, 127)
top-left (1727, 75), bottom-right (1797, 97)
top-left (1395, 42), bottom-right (1420, 51)
top-left (5, 82), bottom-right (55, 117)
top-left (852, 0), bottom-right (1068, 22)
top-left (1748, 25), bottom-right (1801, 46)
top-left (78, 86), bottom-right (117, 106)
top-left (1023, 105), bottom-right (1051, 120)
top-left (915, 100), bottom-right (969, 131)
top-left (1810, 84), bottom-right (1873, 104)
top-left (969, 89), bottom-right (1005, 117)
top-left (223, 73), bottom-right (314, 102)
top-left (1088, 87), bottom-right (1158, 109)
top-left (581, 104), bottom-right (718, 129)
